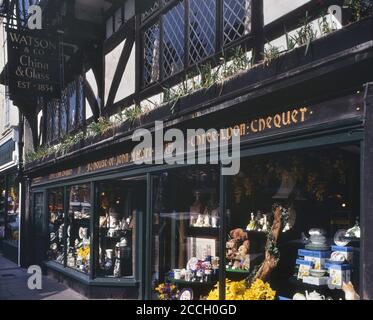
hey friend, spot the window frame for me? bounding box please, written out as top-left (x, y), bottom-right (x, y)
top-left (140, 0), bottom-right (255, 88)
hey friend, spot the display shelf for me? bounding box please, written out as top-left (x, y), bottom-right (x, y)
top-left (167, 278), bottom-right (217, 287)
top-left (187, 227), bottom-right (219, 238)
top-left (226, 268), bottom-right (251, 274)
top-left (246, 230), bottom-right (268, 236)
top-left (101, 235), bottom-right (123, 239)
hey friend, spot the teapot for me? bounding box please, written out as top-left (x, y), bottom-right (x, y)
top-left (305, 290), bottom-right (325, 300)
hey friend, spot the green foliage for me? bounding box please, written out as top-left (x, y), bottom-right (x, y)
top-left (346, 0), bottom-right (373, 22)
top-left (318, 13), bottom-right (333, 36)
top-left (287, 11), bottom-right (318, 55)
top-left (264, 44), bottom-right (281, 65)
top-left (124, 105), bottom-right (143, 124)
top-left (221, 47), bottom-right (251, 79)
top-left (25, 145), bottom-right (53, 163)
top-left (87, 117), bottom-right (112, 136)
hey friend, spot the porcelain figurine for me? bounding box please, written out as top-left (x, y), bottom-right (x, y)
top-left (246, 213), bottom-right (256, 231)
top-left (203, 212), bottom-right (211, 228)
top-left (195, 214), bottom-right (205, 227)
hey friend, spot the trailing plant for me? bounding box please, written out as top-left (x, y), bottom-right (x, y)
top-left (264, 44), bottom-right (282, 66)
top-left (25, 145), bottom-right (53, 163)
top-left (318, 12), bottom-right (333, 36)
top-left (346, 0), bottom-right (373, 22)
top-left (199, 62), bottom-right (220, 89)
top-left (221, 46), bottom-right (251, 79)
top-left (124, 104), bottom-right (143, 124)
top-left (287, 11), bottom-right (318, 55)
top-left (87, 117), bottom-right (112, 136)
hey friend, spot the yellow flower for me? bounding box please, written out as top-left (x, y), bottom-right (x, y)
top-left (207, 279), bottom-right (276, 301)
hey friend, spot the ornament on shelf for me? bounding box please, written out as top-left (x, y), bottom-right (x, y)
top-left (246, 212), bottom-right (256, 231)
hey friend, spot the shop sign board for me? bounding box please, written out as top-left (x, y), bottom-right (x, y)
top-left (7, 27), bottom-right (61, 100)
top-left (31, 93), bottom-right (364, 186)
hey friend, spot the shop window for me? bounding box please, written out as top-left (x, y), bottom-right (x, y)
top-left (96, 179), bottom-right (145, 279)
top-left (46, 101), bottom-right (53, 143)
top-left (33, 192), bottom-right (44, 234)
top-left (17, 0), bottom-right (27, 22)
top-left (163, 1), bottom-right (185, 78)
top-left (152, 167), bottom-right (221, 300)
top-left (66, 184), bottom-right (92, 274)
top-left (223, 0), bottom-right (252, 45)
top-left (44, 78), bottom-right (85, 144)
top-left (60, 92), bottom-right (68, 137)
top-left (52, 101), bottom-right (60, 142)
top-left (78, 76), bottom-right (85, 126)
top-left (47, 188), bottom-right (65, 264)
top-left (68, 82), bottom-right (78, 131)
top-left (143, 23), bottom-right (160, 86)
top-left (4, 174), bottom-right (19, 246)
top-left (189, 0), bottom-right (216, 64)
top-left (222, 146), bottom-right (360, 300)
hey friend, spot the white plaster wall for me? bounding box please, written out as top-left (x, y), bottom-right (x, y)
top-left (105, 41), bottom-right (125, 105)
top-left (86, 68), bottom-right (99, 119)
top-left (114, 45), bottom-right (136, 104)
top-left (264, 0), bottom-right (311, 25)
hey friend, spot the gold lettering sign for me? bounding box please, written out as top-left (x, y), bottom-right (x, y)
top-left (7, 28), bottom-right (60, 99)
top-left (33, 107), bottom-right (313, 185)
top-left (192, 107), bottom-right (311, 147)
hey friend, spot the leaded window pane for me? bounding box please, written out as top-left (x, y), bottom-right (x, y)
top-left (223, 0), bottom-right (252, 45)
top-left (163, 1), bottom-right (185, 78)
top-left (143, 23), bottom-right (160, 86)
top-left (189, 0), bottom-right (216, 64)
top-left (69, 82), bottom-right (77, 130)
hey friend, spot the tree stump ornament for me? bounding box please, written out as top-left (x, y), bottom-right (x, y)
top-left (251, 204), bottom-right (284, 283)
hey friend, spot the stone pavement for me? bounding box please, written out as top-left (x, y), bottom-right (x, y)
top-left (0, 254), bottom-right (86, 300)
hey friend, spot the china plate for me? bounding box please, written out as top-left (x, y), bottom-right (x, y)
top-left (334, 229), bottom-right (349, 247)
top-left (310, 269), bottom-right (327, 277)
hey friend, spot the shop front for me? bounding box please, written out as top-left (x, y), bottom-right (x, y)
top-left (27, 86), bottom-right (371, 300)
top-left (0, 135), bottom-right (20, 263)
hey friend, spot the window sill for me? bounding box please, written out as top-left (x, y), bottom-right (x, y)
top-left (44, 261), bottom-right (139, 287)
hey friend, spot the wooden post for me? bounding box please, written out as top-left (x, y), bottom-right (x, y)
top-left (251, 0), bottom-right (264, 64)
top-left (361, 82), bottom-right (373, 299)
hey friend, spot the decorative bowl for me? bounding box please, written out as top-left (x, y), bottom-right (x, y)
top-left (310, 269), bottom-right (327, 277)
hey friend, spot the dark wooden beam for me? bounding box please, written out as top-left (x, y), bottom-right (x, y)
top-left (105, 31), bottom-right (135, 110)
top-left (252, 0), bottom-right (264, 63)
top-left (104, 17), bottom-right (135, 54)
top-left (362, 81), bottom-right (373, 300)
top-left (85, 44), bottom-right (105, 116)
